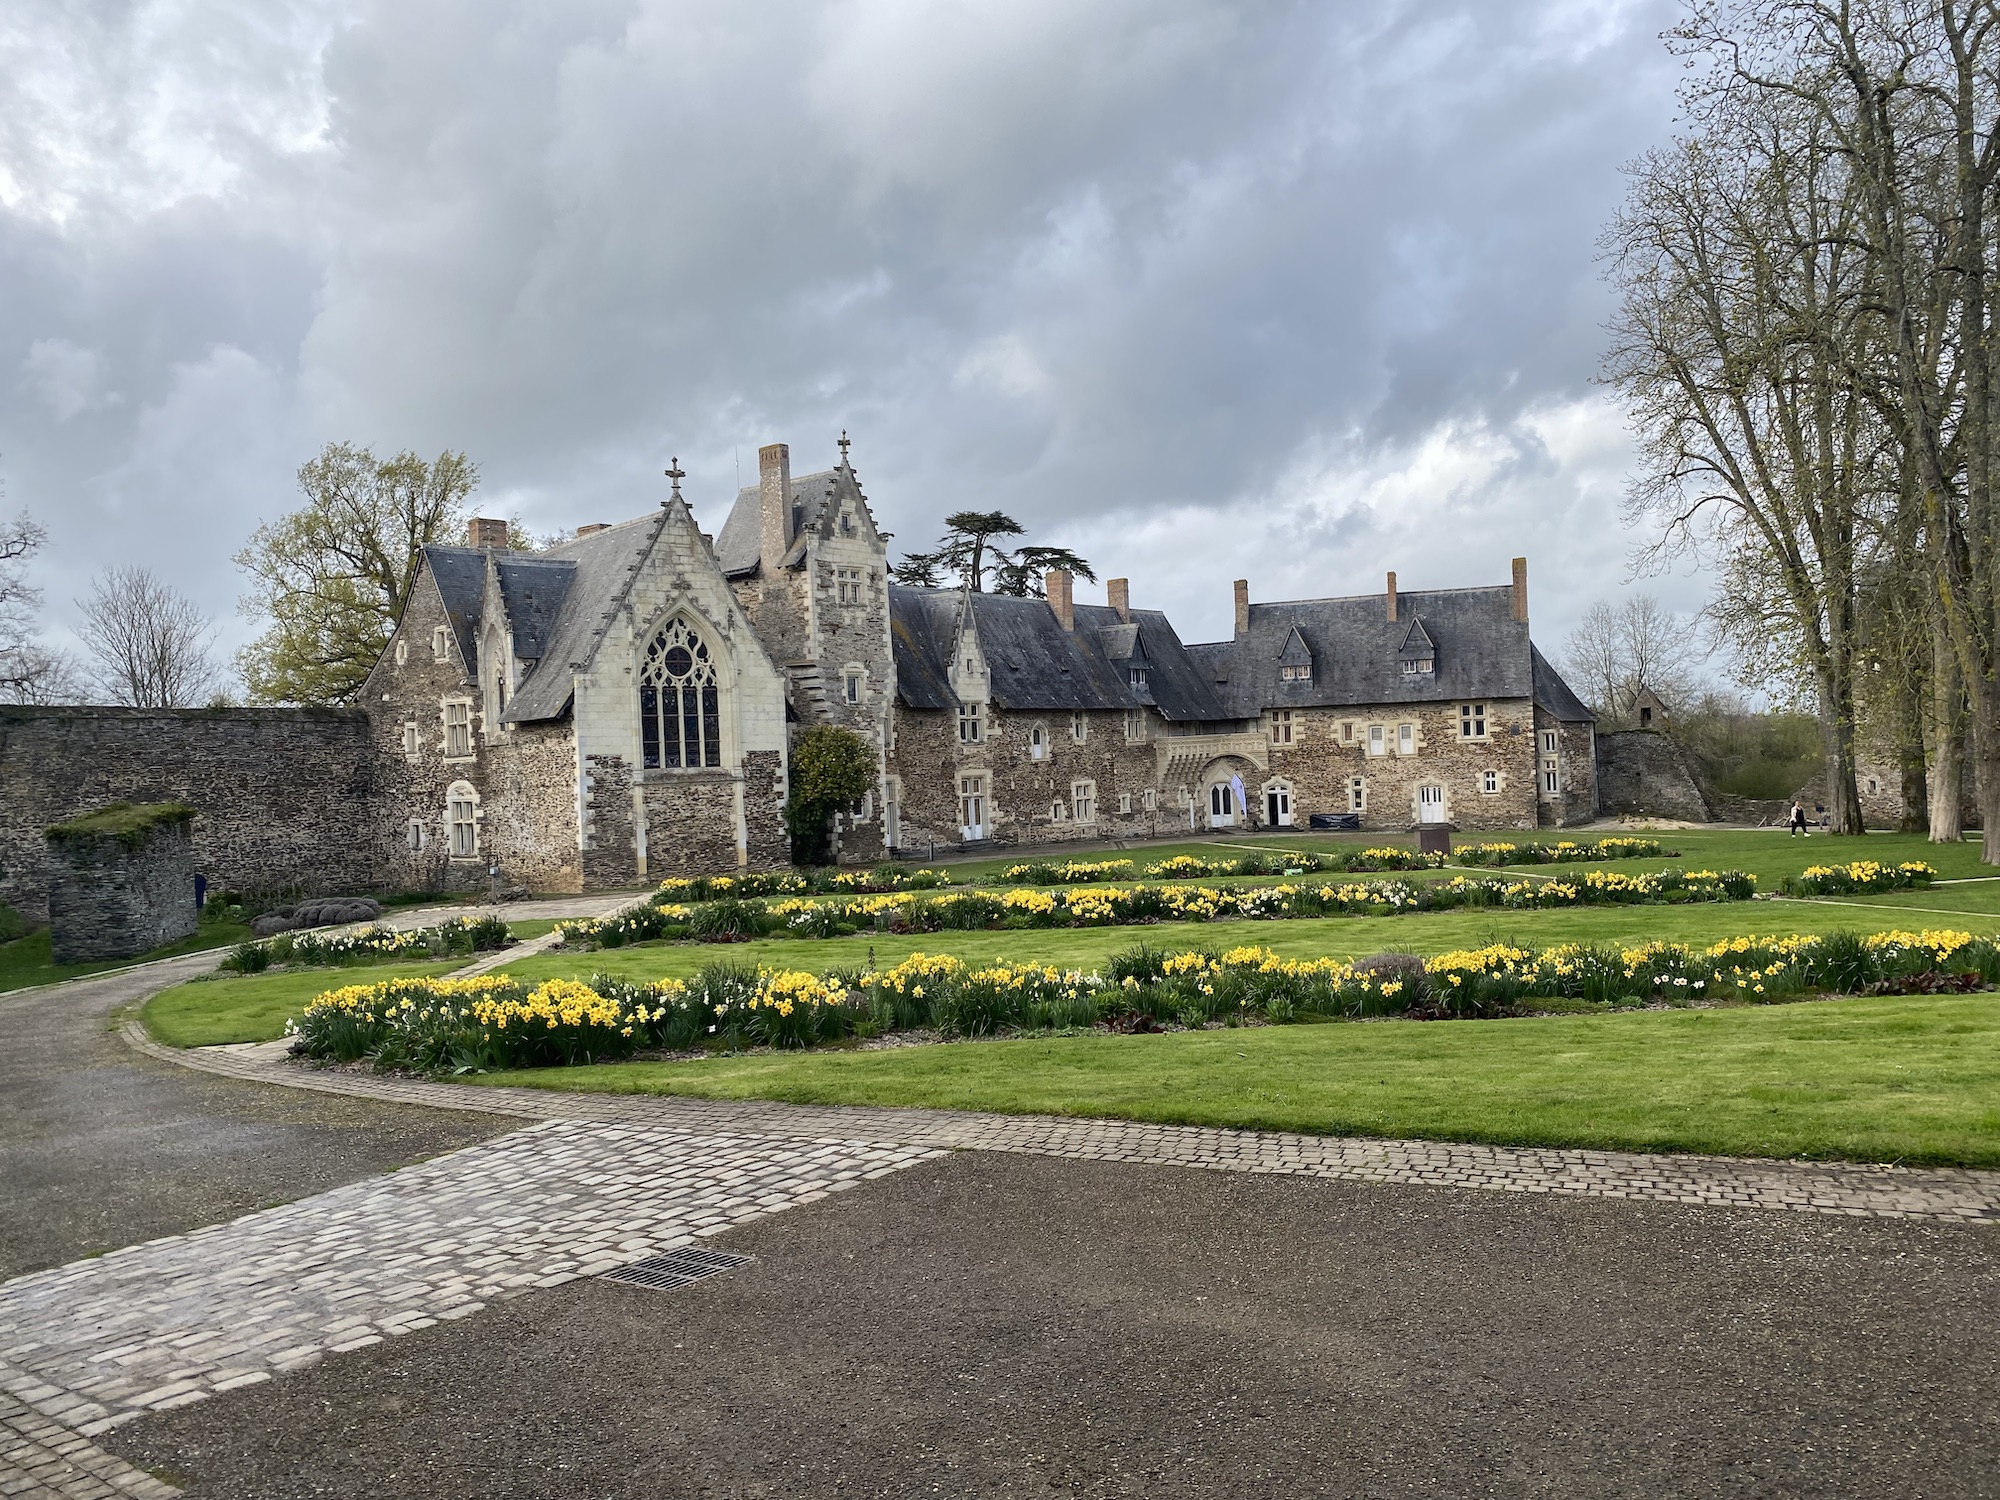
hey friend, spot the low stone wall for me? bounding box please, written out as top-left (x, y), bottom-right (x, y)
top-left (0, 706), bottom-right (386, 923)
top-left (1594, 730), bottom-right (1711, 822)
top-left (46, 808), bottom-right (198, 963)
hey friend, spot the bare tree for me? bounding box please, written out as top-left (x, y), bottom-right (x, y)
top-left (0, 509), bottom-right (85, 704)
top-left (76, 566), bottom-right (218, 707)
top-left (1561, 595), bottom-right (1704, 722)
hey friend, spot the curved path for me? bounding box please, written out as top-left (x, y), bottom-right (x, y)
top-left (6, 903), bottom-right (2000, 1498)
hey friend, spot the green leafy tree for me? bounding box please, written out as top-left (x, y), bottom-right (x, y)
top-left (785, 725), bottom-right (878, 865)
top-left (894, 510), bottom-right (1094, 595)
top-left (235, 443), bottom-right (479, 704)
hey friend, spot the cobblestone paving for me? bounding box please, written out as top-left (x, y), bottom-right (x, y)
top-left (0, 1121), bottom-right (936, 1497)
top-left (134, 1024), bottom-right (2000, 1226)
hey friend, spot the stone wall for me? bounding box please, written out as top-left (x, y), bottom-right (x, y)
top-left (0, 706), bottom-right (383, 922)
top-left (46, 810), bottom-right (199, 963)
top-left (1594, 730), bottom-right (1711, 822)
top-left (1266, 699), bottom-right (1540, 833)
top-left (1538, 715), bottom-right (1598, 828)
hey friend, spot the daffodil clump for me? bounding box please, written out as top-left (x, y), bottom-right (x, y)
top-left (1452, 836), bottom-right (1668, 867)
top-left (649, 865), bottom-right (949, 904)
top-left (1000, 858), bottom-right (1139, 885)
top-left (222, 914), bottom-right (514, 974)
top-left (1780, 860), bottom-right (1938, 896)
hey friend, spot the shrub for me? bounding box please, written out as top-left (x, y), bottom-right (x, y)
top-left (688, 898), bottom-right (768, 941)
top-left (1780, 860), bottom-right (1937, 896)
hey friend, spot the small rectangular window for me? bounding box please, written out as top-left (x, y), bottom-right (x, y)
top-left (1119, 792), bottom-right (1132, 815)
top-left (1072, 780), bottom-right (1096, 824)
top-left (1543, 762), bottom-right (1559, 795)
top-left (402, 721), bottom-right (420, 758)
top-left (406, 818), bottom-right (426, 851)
top-left (1124, 708), bottom-right (1146, 742)
top-left (1128, 666), bottom-right (1148, 690)
top-left (1397, 722), bottom-right (1414, 755)
top-left (1142, 787), bottom-right (1157, 812)
top-left (1070, 711), bottom-right (1087, 743)
top-left (837, 567), bottom-right (863, 605)
top-left (448, 797), bottom-right (476, 857)
top-left (958, 703), bottom-right (983, 743)
top-left (1341, 721), bottom-right (1354, 743)
top-left (1270, 710), bottom-right (1293, 745)
top-left (1481, 769), bottom-right (1499, 794)
top-left (395, 639), bottom-right (408, 666)
top-left (845, 672), bottom-right (862, 704)
top-left (1460, 703), bottom-right (1487, 739)
top-left (444, 701), bottom-right (472, 757)
top-left (432, 626), bottom-right (450, 662)
top-left (1279, 663), bottom-right (1311, 682)
top-left (1541, 730), bottom-right (1559, 755)
top-left (1367, 725), bottom-right (1385, 757)
top-left (1349, 777), bottom-right (1366, 812)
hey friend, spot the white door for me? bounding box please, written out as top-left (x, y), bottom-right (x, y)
top-left (960, 779), bottom-right (986, 841)
top-left (1266, 787), bottom-right (1292, 827)
top-left (1208, 782), bottom-right (1235, 829)
top-left (1418, 784), bottom-right (1446, 823)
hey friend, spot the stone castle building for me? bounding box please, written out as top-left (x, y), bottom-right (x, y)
top-left (0, 439), bottom-right (1598, 913)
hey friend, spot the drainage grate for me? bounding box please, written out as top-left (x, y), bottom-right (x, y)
top-left (599, 1246), bottom-right (755, 1291)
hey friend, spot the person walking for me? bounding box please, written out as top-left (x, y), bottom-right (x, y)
top-left (1789, 799), bottom-right (1809, 837)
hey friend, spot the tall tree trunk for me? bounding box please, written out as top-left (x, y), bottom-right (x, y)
top-left (1891, 654), bottom-right (1930, 833)
top-left (1815, 657), bottom-right (1867, 835)
top-left (1931, 612), bottom-right (1965, 841)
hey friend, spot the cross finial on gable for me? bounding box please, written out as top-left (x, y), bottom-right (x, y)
top-left (837, 430), bottom-right (851, 467)
top-left (663, 456), bottom-right (685, 504)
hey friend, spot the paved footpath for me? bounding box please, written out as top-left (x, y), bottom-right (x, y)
top-left (6, 939), bottom-right (2000, 1497)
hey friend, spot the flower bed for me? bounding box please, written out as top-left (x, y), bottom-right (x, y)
top-left (289, 927), bottom-right (2000, 1071)
top-left (1452, 837), bottom-right (1668, 866)
top-left (1779, 860), bottom-right (1938, 897)
top-left (553, 869), bottom-right (1758, 949)
top-left (651, 866), bottom-right (950, 904)
top-left (220, 914), bottom-right (513, 973)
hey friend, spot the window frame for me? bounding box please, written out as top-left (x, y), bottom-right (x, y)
top-left (1459, 703), bottom-right (1488, 740)
top-left (1118, 791), bottom-right (1132, 815)
top-left (638, 619), bottom-right (723, 771)
top-left (1069, 711), bottom-right (1087, 744)
top-left (1367, 724), bottom-right (1386, 757)
top-left (836, 567), bottom-right (863, 605)
top-left (1270, 709), bottom-right (1294, 745)
top-left (1481, 769), bottom-right (1500, 794)
top-left (432, 626), bottom-right (450, 663)
top-left (958, 702), bottom-right (984, 743)
top-left (446, 784), bottom-right (478, 860)
top-left (442, 699), bottom-right (473, 759)
top-left (1396, 722), bottom-right (1415, 756)
top-left (1349, 776), bottom-right (1366, 812)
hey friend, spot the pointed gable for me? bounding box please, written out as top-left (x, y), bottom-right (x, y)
top-left (1277, 626), bottom-right (1313, 668)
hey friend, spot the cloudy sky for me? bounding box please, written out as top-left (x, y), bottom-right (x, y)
top-left (3, 0), bottom-right (1699, 685)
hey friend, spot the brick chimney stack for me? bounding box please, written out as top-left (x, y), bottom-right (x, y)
top-left (1107, 577), bottom-right (1130, 623)
top-left (1047, 569), bottom-right (1074, 631)
top-left (758, 443), bottom-right (793, 570)
top-left (1385, 571), bottom-right (1398, 623)
top-left (1233, 579), bottom-right (1249, 638)
top-left (467, 517), bottom-right (508, 549)
top-left (574, 523), bottom-right (609, 537)
top-left (1511, 556), bottom-right (1528, 623)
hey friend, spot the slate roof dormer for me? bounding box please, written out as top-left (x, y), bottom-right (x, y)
top-left (1277, 625), bottom-right (1314, 677)
top-left (1398, 616), bottom-right (1437, 667)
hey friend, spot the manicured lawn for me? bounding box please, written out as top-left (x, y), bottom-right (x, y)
top-left (471, 990), bottom-right (2000, 1167)
top-left (141, 961), bottom-right (463, 1047)
top-left (0, 921), bottom-right (251, 996)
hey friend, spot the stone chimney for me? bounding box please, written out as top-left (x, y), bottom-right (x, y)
top-left (1233, 579), bottom-right (1249, 638)
top-left (758, 443), bottom-right (793, 570)
top-left (574, 523), bottom-right (610, 537)
top-left (1047, 569), bottom-right (1074, 631)
top-left (1511, 556), bottom-right (1528, 623)
top-left (1385, 571), bottom-right (1398, 623)
top-left (467, 517), bottom-right (508, 549)
top-left (1107, 577), bottom-right (1130, 623)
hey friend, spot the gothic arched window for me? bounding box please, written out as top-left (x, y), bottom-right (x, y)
top-left (639, 620), bottom-right (721, 769)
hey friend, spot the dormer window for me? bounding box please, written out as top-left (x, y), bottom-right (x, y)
top-left (1129, 666), bottom-right (1148, 690)
top-left (1401, 657), bottom-right (1433, 675)
top-left (1398, 617), bottom-right (1436, 676)
top-left (1277, 626), bottom-right (1313, 684)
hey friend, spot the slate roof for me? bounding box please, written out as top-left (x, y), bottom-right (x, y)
top-left (424, 546), bottom-right (490, 670)
top-left (1533, 645), bottom-right (1596, 723)
top-left (714, 471), bottom-right (841, 577)
top-left (887, 587), bottom-right (1230, 722)
top-left (494, 556), bottom-right (576, 661)
top-left (1190, 586), bottom-right (1539, 716)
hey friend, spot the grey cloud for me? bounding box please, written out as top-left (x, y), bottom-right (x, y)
top-left (0, 0), bottom-right (1692, 673)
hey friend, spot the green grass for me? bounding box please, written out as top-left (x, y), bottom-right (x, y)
top-left (140, 961), bottom-right (465, 1047)
top-left (0, 921), bottom-right (252, 996)
top-left (470, 990), bottom-right (2000, 1167)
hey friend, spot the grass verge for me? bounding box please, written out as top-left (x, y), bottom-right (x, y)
top-left (0, 922), bottom-right (251, 996)
top-left (471, 991), bottom-right (2000, 1167)
top-left (141, 961), bottom-right (464, 1047)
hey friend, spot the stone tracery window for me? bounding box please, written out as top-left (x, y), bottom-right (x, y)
top-left (639, 619), bottom-right (722, 770)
